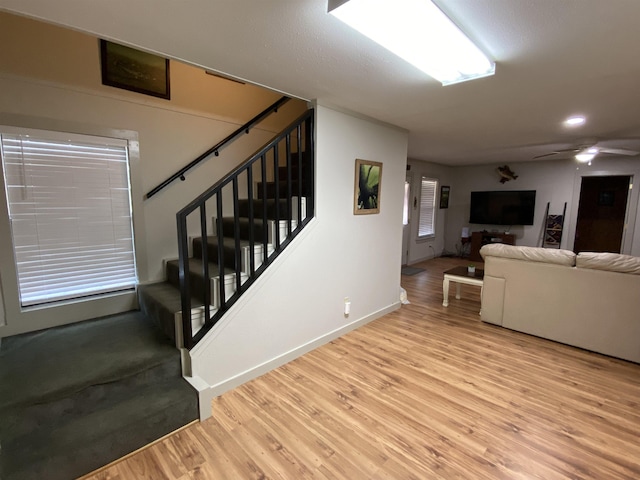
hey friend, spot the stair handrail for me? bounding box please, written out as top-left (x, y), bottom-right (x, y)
top-left (145, 96), bottom-right (291, 199)
top-left (176, 109), bottom-right (314, 348)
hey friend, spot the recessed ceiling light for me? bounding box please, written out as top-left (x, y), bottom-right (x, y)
top-left (564, 116), bottom-right (586, 127)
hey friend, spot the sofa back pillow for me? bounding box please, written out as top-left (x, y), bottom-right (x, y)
top-left (480, 244), bottom-right (576, 266)
top-left (576, 252), bottom-right (640, 275)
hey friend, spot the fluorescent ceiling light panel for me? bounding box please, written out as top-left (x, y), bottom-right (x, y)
top-left (329, 0), bottom-right (495, 85)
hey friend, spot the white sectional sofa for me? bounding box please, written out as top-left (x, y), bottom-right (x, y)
top-left (480, 243), bottom-right (640, 363)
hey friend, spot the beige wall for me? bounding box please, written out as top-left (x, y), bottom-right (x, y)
top-left (0, 12), bottom-right (306, 335)
top-left (0, 12), bottom-right (303, 128)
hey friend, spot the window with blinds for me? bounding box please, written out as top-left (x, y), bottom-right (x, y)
top-left (0, 129), bottom-right (137, 307)
top-left (418, 177), bottom-right (437, 238)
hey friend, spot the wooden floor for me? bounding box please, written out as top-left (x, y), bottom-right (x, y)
top-left (85, 257), bottom-right (640, 479)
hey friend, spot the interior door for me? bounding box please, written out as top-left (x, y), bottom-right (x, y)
top-left (401, 173), bottom-right (412, 265)
top-left (574, 175), bottom-right (631, 253)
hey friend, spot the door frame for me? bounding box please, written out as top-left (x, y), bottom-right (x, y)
top-left (401, 172), bottom-right (413, 265)
top-left (566, 168), bottom-right (638, 254)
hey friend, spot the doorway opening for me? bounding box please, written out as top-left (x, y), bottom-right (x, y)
top-left (574, 175), bottom-right (631, 253)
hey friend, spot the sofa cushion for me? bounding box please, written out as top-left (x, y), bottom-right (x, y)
top-left (576, 252), bottom-right (640, 275)
top-left (480, 243), bottom-right (576, 266)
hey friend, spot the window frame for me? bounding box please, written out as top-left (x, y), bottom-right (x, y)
top-left (1, 128), bottom-right (137, 307)
top-left (417, 176), bottom-right (438, 239)
top-left (0, 114), bottom-right (144, 336)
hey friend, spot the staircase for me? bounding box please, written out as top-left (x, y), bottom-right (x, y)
top-left (139, 109), bottom-right (314, 350)
top-left (0, 104), bottom-right (312, 480)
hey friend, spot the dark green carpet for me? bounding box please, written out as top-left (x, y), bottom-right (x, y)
top-left (0, 311), bottom-right (199, 480)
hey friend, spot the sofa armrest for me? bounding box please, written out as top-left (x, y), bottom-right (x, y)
top-left (481, 275), bottom-right (505, 325)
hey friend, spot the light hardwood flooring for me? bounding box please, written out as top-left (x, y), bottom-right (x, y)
top-left (85, 257), bottom-right (640, 479)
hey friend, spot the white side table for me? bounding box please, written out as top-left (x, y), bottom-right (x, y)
top-left (442, 266), bottom-right (484, 307)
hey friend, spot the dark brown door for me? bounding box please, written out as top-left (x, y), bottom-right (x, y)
top-left (574, 175), bottom-right (630, 253)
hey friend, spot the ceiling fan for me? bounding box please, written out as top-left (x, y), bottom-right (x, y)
top-left (533, 141), bottom-right (640, 161)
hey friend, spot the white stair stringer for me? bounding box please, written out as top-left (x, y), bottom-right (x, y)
top-left (292, 196), bottom-right (308, 222)
top-left (241, 243), bottom-right (275, 275)
top-left (266, 196), bottom-right (307, 243)
top-left (174, 305), bottom-right (216, 349)
top-left (212, 271), bottom-right (249, 309)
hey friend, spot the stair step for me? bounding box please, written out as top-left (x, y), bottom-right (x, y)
top-left (220, 216), bottom-right (268, 241)
top-left (165, 257), bottom-right (231, 298)
top-left (278, 152), bottom-right (310, 181)
top-left (192, 236), bottom-right (246, 270)
top-left (256, 179), bottom-right (309, 199)
top-left (138, 282), bottom-right (195, 344)
top-left (139, 274), bottom-right (247, 348)
top-left (238, 198), bottom-right (291, 219)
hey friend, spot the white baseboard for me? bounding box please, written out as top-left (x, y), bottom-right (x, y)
top-left (194, 301), bottom-right (401, 421)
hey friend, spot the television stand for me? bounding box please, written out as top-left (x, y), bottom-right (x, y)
top-left (469, 231), bottom-right (515, 262)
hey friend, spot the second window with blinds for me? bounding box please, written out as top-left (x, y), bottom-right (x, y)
top-left (418, 177), bottom-right (437, 238)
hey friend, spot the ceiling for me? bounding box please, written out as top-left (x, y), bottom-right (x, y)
top-left (2, 0), bottom-right (640, 166)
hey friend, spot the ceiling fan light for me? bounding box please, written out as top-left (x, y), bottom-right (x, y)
top-left (575, 151), bottom-right (596, 162)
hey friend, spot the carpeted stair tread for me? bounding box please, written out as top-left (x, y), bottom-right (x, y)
top-left (1, 377), bottom-right (197, 480)
top-left (237, 198), bottom-right (291, 218)
top-left (0, 311), bottom-right (177, 411)
top-left (189, 237), bottom-right (246, 271)
top-left (220, 216), bottom-right (267, 240)
top-left (165, 257), bottom-right (235, 291)
top-left (137, 281), bottom-right (202, 343)
top-left (256, 180), bottom-right (307, 199)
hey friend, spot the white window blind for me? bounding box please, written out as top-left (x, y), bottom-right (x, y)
top-left (418, 177), bottom-right (437, 237)
top-left (1, 130), bottom-right (137, 307)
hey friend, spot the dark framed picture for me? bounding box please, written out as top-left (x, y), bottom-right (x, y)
top-left (100, 40), bottom-right (170, 100)
top-left (354, 159), bottom-right (382, 215)
top-left (440, 185), bottom-right (450, 209)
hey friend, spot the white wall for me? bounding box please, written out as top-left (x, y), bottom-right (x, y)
top-left (405, 159), bottom-right (454, 262)
top-left (190, 105), bottom-right (408, 417)
top-left (445, 158), bottom-right (640, 256)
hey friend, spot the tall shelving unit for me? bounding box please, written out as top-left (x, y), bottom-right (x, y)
top-left (542, 202), bottom-right (567, 248)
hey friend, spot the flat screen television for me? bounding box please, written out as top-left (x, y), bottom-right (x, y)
top-left (469, 190), bottom-right (536, 226)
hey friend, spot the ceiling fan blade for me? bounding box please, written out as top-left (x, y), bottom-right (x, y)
top-left (533, 152), bottom-right (560, 159)
top-left (599, 147), bottom-right (639, 156)
top-left (533, 147), bottom-right (581, 159)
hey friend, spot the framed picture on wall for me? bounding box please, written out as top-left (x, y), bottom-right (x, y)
top-left (440, 185), bottom-right (450, 209)
top-left (100, 40), bottom-right (171, 100)
top-left (354, 159), bottom-right (383, 215)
